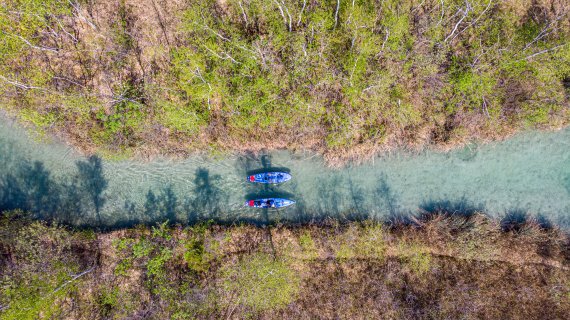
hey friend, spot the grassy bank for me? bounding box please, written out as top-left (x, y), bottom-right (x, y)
top-left (0, 210), bottom-right (568, 319)
top-left (1, 0), bottom-right (569, 164)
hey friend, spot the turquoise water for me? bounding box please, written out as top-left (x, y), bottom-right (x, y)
top-left (0, 117), bottom-right (569, 228)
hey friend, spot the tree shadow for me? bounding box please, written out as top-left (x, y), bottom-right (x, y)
top-left (234, 152), bottom-right (290, 176)
top-left (76, 156), bottom-right (108, 224)
top-left (283, 180), bottom-right (314, 223)
top-left (314, 175), bottom-right (344, 217)
top-left (0, 173), bottom-right (28, 212)
top-left (562, 174), bottom-right (570, 195)
top-left (500, 209), bottom-right (555, 232)
top-left (0, 161), bottom-right (60, 220)
top-left (373, 173), bottom-right (407, 225)
top-left (0, 155), bottom-right (110, 227)
top-left (1, 145), bottom-right (566, 233)
top-left (184, 168), bottom-right (225, 223)
top-left (375, 173), bottom-right (399, 215)
top-left (233, 151), bottom-right (260, 175)
top-left (123, 200), bottom-right (138, 223)
top-left (500, 210), bottom-right (561, 259)
top-left (419, 197), bottom-right (484, 219)
top-left (384, 197), bottom-right (488, 228)
top-left (347, 177), bottom-right (365, 214)
top-left (144, 185), bottom-right (178, 223)
top-left (500, 209), bottom-right (530, 232)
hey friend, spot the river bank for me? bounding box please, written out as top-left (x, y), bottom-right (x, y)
top-left (1, 0), bottom-right (569, 165)
top-left (1, 210), bottom-right (568, 319)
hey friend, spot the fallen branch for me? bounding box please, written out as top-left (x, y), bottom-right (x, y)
top-left (297, 0), bottom-right (307, 25)
top-left (52, 266), bottom-right (95, 295)
top-left (192, 67), bottom-right (213, 110)
top-left (334, 0), bottom-right (340, 29)
top-left (282, 0), bottom-right (292, 31)
top-left (203, 45), bottom-right (240, 64)
top-left (451, 0), bottom-right (492, 43)
top-left (9, 34), bottom-right (59, 52)
top-left (444, 2), bottom-right (471, 43)
top-left (239, 1), bottom-right (248, 26)
top-left (0, 75), bottom-right (48, 91)
top-left (436, 0), bottom-right (444, 27)
top-left (522, 11), bottom-right (568, 52)
top-left (67, 0), bottom-right (98, 31)
top-left (523, 43), bottom-right (568, 60)
top-left (197, 23), bottom-right (258, 59)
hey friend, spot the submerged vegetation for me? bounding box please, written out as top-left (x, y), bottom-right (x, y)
top-left (0, 210), bottom-right (569, 318)
top-left (0, 0), bottom-right (568, 162)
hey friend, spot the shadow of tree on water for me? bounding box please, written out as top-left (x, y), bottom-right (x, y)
top-left (500, 209), bottom-right (555, 232)
top-left (0, 158), bottom-right (239, 227)
top-left (562, 174), bottom-right (570, 195)
top-left (419, 197), bottom-right (484, 218)
top-left (315, 175), bottom-right (344, 217)
top-left (375, 174), bottom-right (398, 213)
top-left (0, 161), bottom-right (60, 220)
top-left (403, 197), bottom-right (487, 228)
top-left (1, 145), bottom-right (566, 230)
top-left (0, 155), bottom-right (109, 226)
top-left (76, 156), bottom-right (108, 224)
top-left (347, 177), bottom-right (365, 214)
top-left (234, 153), bottom-right (290, 177)
top-left (137, 168), bottom-right (231, 225)
top-left (186, 168), bottom-right (225, 223)
top-left (372, 173), bottom-right (407, 225)
top-left (144, 185), bottom-right (177, 223)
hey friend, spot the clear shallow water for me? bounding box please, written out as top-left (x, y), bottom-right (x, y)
top-left (0, 118), bottom-right (569, 228)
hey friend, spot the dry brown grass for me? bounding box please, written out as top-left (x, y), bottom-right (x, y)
top-left (1, 212), bottom-right (569, 318)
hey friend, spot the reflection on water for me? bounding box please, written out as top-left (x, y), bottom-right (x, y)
top-left (0, 118), bottom-right (569, 228)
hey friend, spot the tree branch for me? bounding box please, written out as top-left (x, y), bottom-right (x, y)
top-left (297, 0), bottom-right (307, 25)
top-left (273, 0), bottom-right (290, 31)
top-left (451, 0), bottom-right (492, 43)
top-left (523, 43), bottom-right (568, 60)
top-left (239, 1), bottom-right (248, 26)
top-left (334, 0), bottom-right (340, 29)
top-left (8, 34), bottom-right (59, 52)
top-left (444, 2), bottom-right (471, 43)
top-left (52, 266), bottom-right (95, 295)
top-left (0, 75), bottom-right (48, 91)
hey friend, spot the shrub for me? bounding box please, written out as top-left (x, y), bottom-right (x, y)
top-left (220, 253), bottom-right (300, 312)
top-left (298, 231), bottom-right (319, 260)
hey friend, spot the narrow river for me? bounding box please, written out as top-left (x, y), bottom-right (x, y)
top-left (1, 118), bottom-right (569, 228)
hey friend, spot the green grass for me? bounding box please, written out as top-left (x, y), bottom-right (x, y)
top-left (298, 231), bottom-right (319, 260)
top-left (221, 253), bottom-right (300, 312)
top-left (398, 241), bottom-right (433, 276)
